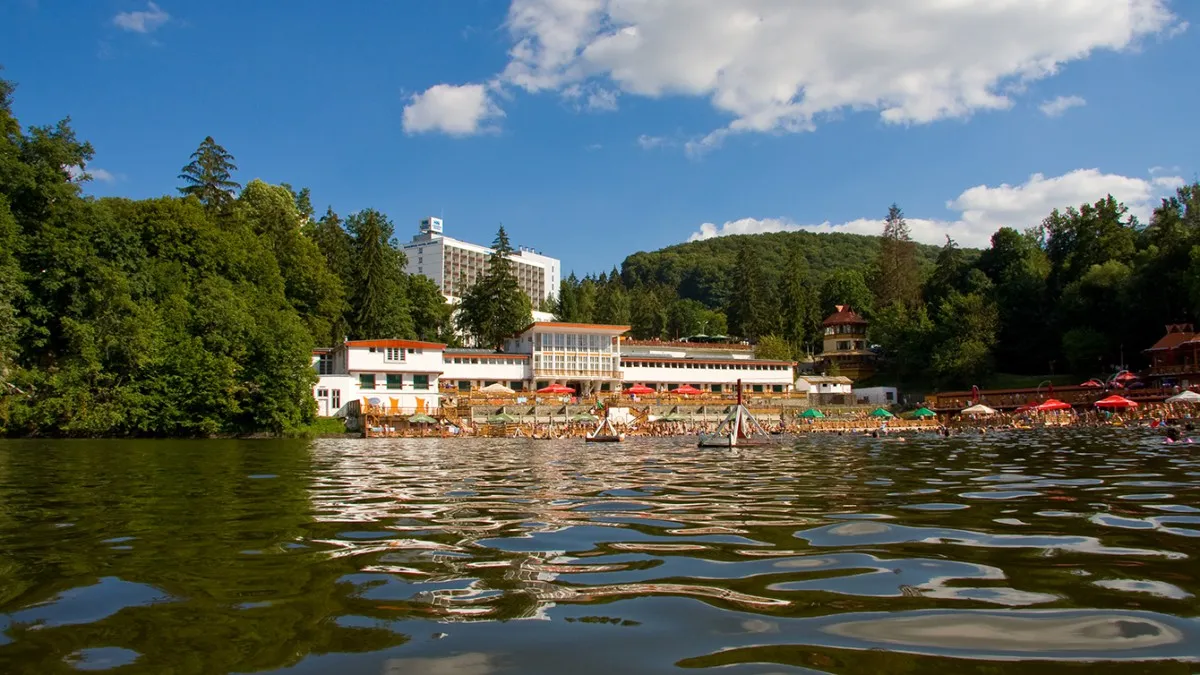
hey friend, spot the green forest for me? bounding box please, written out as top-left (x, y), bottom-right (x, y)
top-left (0, 76), bottom-right (464, 436)
top-left (556, 194), bottom-right (1200, 390)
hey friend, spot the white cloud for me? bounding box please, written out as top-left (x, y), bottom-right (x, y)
top-left (113, 2), bottom-right (169, 33)
top-left (486, 0), bottom-right (1180, 146)
top-left (1039, 95), bottom-right (1087, 117)
top-left (562, 83), bottom-right (619, 112)
top-left (402, 83), bottom-right (504, 136)
top-left (636, 134), bottom-right (669, 149)
top-left (65, 165), bottom-right (117, 183)
top-left (688, 168), bottom-right (1185, 248)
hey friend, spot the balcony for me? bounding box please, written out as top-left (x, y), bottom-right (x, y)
top-left (1148, 364), bottom-right (1200, 376)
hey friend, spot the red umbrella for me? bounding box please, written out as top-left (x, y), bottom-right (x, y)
top-left (1035, 399), bottom-right (1072, 412)
top-left (670, 384), bottom-right (702, 395)
top-left (1095, 394), bottom-right (1138, 409)
top-left (624, 384), bottom-right (655, 395)
top-left (1079, 379), bottom-right (1104, 388)
top-left (1114, 371), bottom-right (1138, 382)
top-left (537, 384), bottom-right (575, 394)
top-left (1014, 404), bottom-right (1036, 413)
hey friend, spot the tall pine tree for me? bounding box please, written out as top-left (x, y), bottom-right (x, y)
top-left (873, 203), bottom-right (921, 309)
top-left (178, 136), bottom-right (240, 210)
top-left (728, 246), bottom-right (774, 339)
top-left (456, 226), bottom-right (532, 349)
top-left (346, 209), bottom-right (413, 339)
top-left (777, 249), bottom-right (817, 354)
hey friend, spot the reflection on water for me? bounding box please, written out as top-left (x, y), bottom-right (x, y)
top-left (2, 429), bottom-right (1200, 673)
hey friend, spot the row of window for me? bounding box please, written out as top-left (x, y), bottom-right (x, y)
top-left (824, 324), bottom-right (864, 335)
top-left (833, 340), bottom-right (867, 351)
top-left (440, 381), bottom-right (788, 394)
top-left (535, 333), bottom-right (616, 351)
top-left (447, 357), bottom-right (526, 365)
top-left (621, 360), bottom-right (790, 372)
top-left (358, 374), bottom-right (430, 391)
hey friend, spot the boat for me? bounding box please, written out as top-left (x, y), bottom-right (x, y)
top-left (698, 379), bottom-right (771, 448)
top-left (585, 414), bottom-right (624, 443)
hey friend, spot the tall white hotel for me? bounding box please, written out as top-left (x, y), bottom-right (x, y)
top-left (400, 217), bottom-right (561, 304)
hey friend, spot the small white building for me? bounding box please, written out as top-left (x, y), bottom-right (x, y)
top-left (853, 386), bottom-right (898, 405)
top-left (620, 339), bottom-right (794, 395)
top-left (442, 349), bottom-right (530, 393)
top-left (794, 375), bottom-right (854, 395)
top-left (312, 339), bottom-right (446, 417)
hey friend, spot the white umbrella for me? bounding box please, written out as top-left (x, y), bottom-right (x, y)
top-left (961, 403), bottom-right (998, 415)
top-left (480, 383), bottom-right (515, 394)
top-left (1166, 390), bottom-right (1200, 404)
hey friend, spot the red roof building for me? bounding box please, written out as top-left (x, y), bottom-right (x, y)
top-left (1146, 323), bottom-right (1200, 388)
top-left (818, 305), bottom-right (875, 381)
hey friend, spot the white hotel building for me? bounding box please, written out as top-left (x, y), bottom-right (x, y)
top-left (400, 217), bottom-right (561, 304)
top-left (312, 322), bottom-right (795, 416)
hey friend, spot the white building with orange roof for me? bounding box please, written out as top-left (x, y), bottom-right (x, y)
top-left (312, 339), bottom-right (446, 417)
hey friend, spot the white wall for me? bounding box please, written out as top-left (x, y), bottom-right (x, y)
top-left (346, 346), bottom-right (443, 374)
top-left (443, 357), bottom-right (529, 384)
top-left (854, 387), bottom-right (898, 404)
top-left (620, 362), bottom-right (794, 388)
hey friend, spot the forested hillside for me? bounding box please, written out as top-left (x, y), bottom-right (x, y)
top-left (554, 194), bottom-right (1200, 389)
top-left (0, 76), bottom-right (452, 436)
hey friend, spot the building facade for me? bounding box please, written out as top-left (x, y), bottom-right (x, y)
top-left (314, 323), bottom-right (796, 415)
top-left (312, 339), bottom-right (446, 417)
top-left (1146, 323), bottom-right (1200, 388)
top-left (400, 217), bottom-right (561, 304)
top-left (818, 305), bottom-right (876, 381)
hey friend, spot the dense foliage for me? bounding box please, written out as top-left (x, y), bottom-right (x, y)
top-left (456, 226), bottom-right (533, 348)
top-left (0, 76), bottom-right (450, 436)
top-left (557, 192), bottom-right (1200, 389)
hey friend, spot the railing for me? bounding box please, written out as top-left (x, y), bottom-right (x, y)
top-left (1148, 364), bottom-right (1200, 375)
top-left (930, 386), bottom-right (1175, 411)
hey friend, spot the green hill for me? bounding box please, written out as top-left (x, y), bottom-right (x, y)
top-left (619, 230), bottom-right (961, 308)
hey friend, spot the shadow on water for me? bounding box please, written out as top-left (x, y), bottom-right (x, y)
top-left (0, 428), bottom-right (1199, 673)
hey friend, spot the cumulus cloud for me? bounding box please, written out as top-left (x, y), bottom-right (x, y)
top-left (1039, 95), bottom-right (1087, 117)
top-left (65, 165), bottom-right (118, 183)
top-left (113, 2), bottom-right (169, 33)
top-left (688, 168), bottom-right (1185, 248)
top-left (489, 0), bottom-right (1180, 145)
top-left (562, 83), bottom-right (619, 112)
top-left (402, 83), bottom-right (504, 136)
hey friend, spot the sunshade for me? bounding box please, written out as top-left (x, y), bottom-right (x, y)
top-left (569, 412), bottom-right (599, 422)
top-left (1166, 390), bottom-right (1200, 404)
top-left (657, 412), bottom-right (689, 422)
top-left (1035, 399), bottom-right (1072, 412)
top-left (480, 383), bottom-right (515, 394)
top-left (407, 413), bottom-right (438, 424)
top-left (910, 407), bottom-right (936, 418)
top-left (799, 408), bottom-right (826, 419)
top-left (869, 408), bottom-right (894, 418)
top-left (1114, 371), bottom-right (1139, 381)
top-left (537, 384), bottom-right (575, 394)
top-left (1094, 395), bottom-right (1138, 409)
top-left (960, 403), bottom-right (997, 415)
top-left (624, 384), bottom-right (656, 395)
top-left (487, 413), bottom-right (518, 423)
top-left (670, 384), bottom-right (703, 394)
top-left (1079, 379), bottom-right (1104, 388)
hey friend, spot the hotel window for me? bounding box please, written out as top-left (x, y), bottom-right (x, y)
top-left (773, 385), bottom-right (784, 393)
top-left (317, 353), bottom-right (334, 375)
top-left (359, 374), bottom-right (376, 390)
top-left (413, 375), bottom-right (429, 390)
top-left (385, 347), bottom-right (405, 362)
top-left (331, 389), bottom-right (341, 409)
top-left (458, 381), bottom-right (471, 391)
top-left (386, 374), bottom-right (403, 390)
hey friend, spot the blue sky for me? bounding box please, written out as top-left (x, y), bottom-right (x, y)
top-left (2, 1), bottom-right (1197, 275)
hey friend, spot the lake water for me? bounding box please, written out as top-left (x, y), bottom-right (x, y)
top-left (2, 430), bottom-right (1200, 674)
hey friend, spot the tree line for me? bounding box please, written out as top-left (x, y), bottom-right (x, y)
top-left (555, 192), bottom-right (1200, 388)
top-left (0, 75), bottom-right (509, 435)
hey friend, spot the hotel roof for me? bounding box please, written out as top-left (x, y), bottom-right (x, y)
top-left (519, 322), bottom-right (631, 334)
top-left (1145, 331), bottom-right (1196, 352)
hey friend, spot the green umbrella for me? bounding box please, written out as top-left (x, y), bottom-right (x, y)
top-left (407, 413), bottom-right (438, 424)
top-left (910, 407), bottom-right (936, 419)
top-left (657, 412), bottom-right (689, 422)
top-left (869, 407), bottom-right (895, 418)
top-left (487, 413), bottom-right (518, 424)
top-left (799, 408), bottom-right (826, 419)
top-left (570, 412), bottom-right (599, 423)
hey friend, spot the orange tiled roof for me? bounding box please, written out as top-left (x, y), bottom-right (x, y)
top-left (1146, 332), bottom-right (1196, 352)
top-left (344, 339), bottom-right (447, 350)
top-left (822, 305), bottom-right (867, 326)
